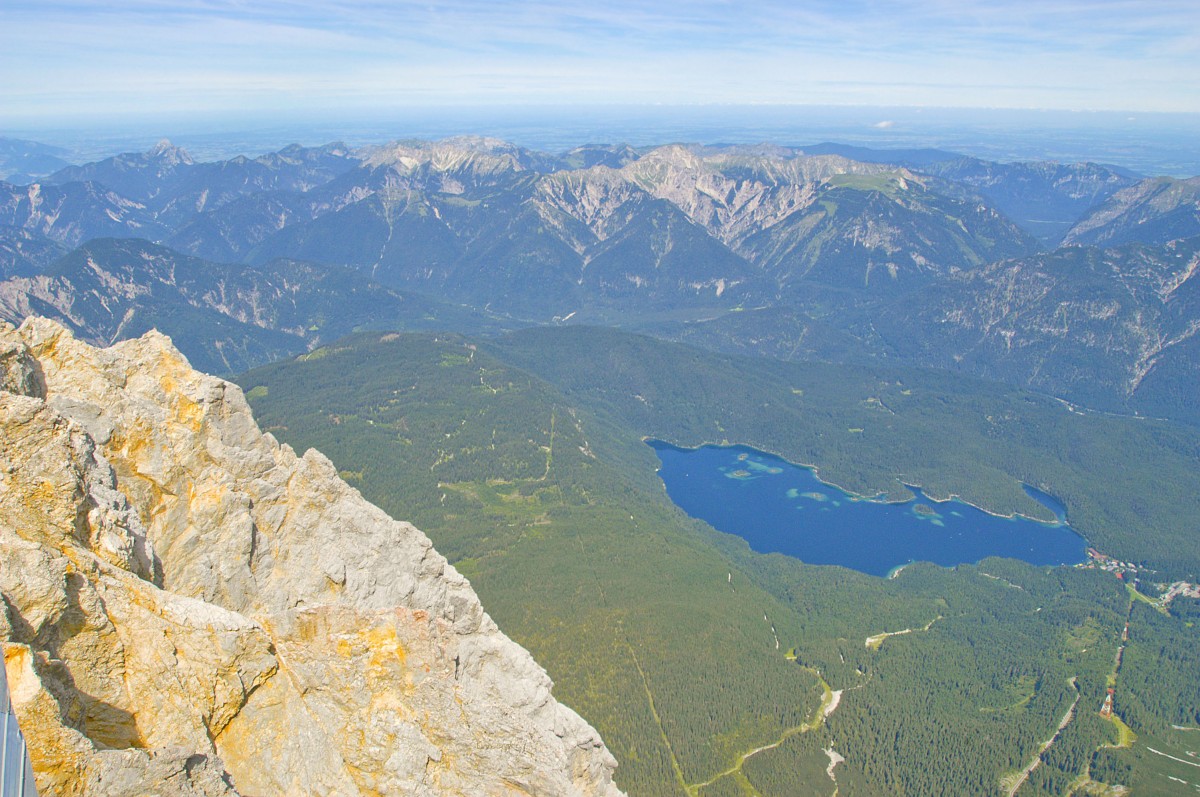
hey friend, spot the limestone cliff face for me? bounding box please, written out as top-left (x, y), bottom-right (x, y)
top-left (0, 317), bottom-right (623, 797)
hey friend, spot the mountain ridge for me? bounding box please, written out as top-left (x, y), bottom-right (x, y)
top-left (2, 135), bottom-right (1197, 422)
top-left (0, 317), bottom-right (624, 796)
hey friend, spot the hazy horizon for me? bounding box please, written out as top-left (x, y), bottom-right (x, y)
top-left (7, 103), bottom-right (1200, 177)
top-left (6, 1), bottom-right (1200, 174)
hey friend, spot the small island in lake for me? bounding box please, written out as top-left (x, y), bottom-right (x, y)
top-left (648, 440), bottom-right (1086, 577)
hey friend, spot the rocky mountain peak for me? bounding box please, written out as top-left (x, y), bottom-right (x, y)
top-left (145, 139), bottom-right (194, 167)
top-left (362, 136), bottom-right (547, 177)
top-left (0, 317), bottom-right (624, 796)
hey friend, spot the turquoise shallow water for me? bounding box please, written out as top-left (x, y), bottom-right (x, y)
top-left (649, 441), bottom-right (1087, 577)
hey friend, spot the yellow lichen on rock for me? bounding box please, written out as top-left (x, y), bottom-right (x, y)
top-left (4, 641), bottom-right (91, 797)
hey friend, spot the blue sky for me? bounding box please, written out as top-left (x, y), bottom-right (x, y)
top-left (3, 0), bottom-right (1199, 123)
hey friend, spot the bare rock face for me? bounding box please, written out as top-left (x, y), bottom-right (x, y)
top-left (0, 317), bottom-right (623, 797)
top-left (619, 146), bottom-right (888, 247)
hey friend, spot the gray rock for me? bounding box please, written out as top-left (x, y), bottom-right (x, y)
top-left (1, 318), bottom-right (624, 797)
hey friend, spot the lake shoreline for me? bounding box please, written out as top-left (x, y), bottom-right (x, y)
top-left (647, 438), bottom-right (1088, 576)
top-left (645, 436), bottom-right (1070, 528)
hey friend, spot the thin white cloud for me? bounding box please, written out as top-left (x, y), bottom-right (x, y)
top-left (2, 0), bottom-right (1199, 119)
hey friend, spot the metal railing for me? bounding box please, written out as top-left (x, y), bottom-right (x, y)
top-left (0, 660), bottom-right (37, 797)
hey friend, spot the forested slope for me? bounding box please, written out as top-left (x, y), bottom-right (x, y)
top-left (239, 329), bottom-right (1200, 796)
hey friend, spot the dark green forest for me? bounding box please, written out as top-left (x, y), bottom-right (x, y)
top-left (239, 329), bottom-right (1200, 796)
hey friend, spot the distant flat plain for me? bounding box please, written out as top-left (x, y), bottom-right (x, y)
top-left (9, 104), bottom-right (1200, 176)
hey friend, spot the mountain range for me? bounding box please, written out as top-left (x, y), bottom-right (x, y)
top-left (2, 133), bottom-right (1199, 797)
top-left (0, 136), bottom-right (1198, 423)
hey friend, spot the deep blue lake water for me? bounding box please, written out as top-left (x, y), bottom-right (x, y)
top-left (649, 441), bottom-right (1087, 577)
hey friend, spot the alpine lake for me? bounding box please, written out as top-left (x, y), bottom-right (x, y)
top-left (648, 441), bottom-right (1087, 577)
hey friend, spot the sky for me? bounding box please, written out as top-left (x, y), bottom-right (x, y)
top-left (3, 0), bottom-right (1200, 125)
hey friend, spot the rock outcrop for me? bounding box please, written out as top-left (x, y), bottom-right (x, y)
top-left (0, 317), bottom-right (623, 796)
